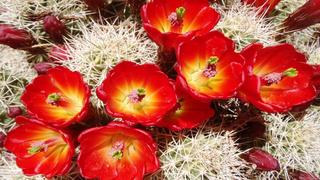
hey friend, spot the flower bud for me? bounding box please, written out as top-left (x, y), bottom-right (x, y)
top-left (43, 15), bottom-right (66, 42)
top-left (290, 170), bottom-right (319, 180)
top-left (0, 132), bottom-right (6, 148)
top-left (283, 0), bottom-right (320, 31)
top-left (242, 148), bottom-right (280, 171)
top-left (34, 62), bottom-right (54, 75)
top-left (48, 45), bottom-right (69, 62)
top-left (7, 106), bottom-right (22, 118)
top-left (0, 24), bottom-right (35, 49)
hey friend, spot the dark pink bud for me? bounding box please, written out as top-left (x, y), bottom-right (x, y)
top-left (290, 170), bottom-right (319, 180)
top-left (283, 0), bottom-right (320, 31)
top-left (242, 149), bottom-right (280, 171)
top-left (7, 107), bottom-right (22, 118)
top-left (312, 65), bottom-right (320, 95)
top-left (43, 15), bottom-right (66, 42)
top-left (48, 45), bottom-right (69, 62)
top-left (0, 132), bottom-right (6, 148)
top-left (0, 24), bottom-right (35, 49)
top-left (34, 62), bottom-right (53, 75)
top-left (84, 0), bottom-right (105, 10)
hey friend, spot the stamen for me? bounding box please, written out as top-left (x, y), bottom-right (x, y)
top-left (128, 88), bottom-right (146, 103)
top-left (262, 72), bottom-right (283, 86)
top-left (261, 68), bottom-right (298, 86)
top-left (203, 56), bottom-right (219, 78)
top-left (27, 141), bottom-right (48, 155)
top-left (110, 140), bottom-right (125, 160)
top-left (168, 6), bottom-right (186, 27)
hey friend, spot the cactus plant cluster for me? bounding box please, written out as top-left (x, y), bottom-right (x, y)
top-left (0, 0), bottom-right (319, 179)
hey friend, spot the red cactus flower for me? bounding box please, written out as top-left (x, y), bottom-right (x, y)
top-left (283, 0), bottom-right (320, 31)
top-left (242, 148), bottom-right (280, 171)
top-left (0, 24), bottom-right (35, 49)
top-left (156, 81), bottom-right (214, 131)
top-left (78, 122), bottom-right (159, 180)
top-left (43, 15), bottom-right (66, 42)
top-left (48, 45), bottom-right (69, 62)
top-left (175, 31), bottom-right (245, 101)
top-left (238, 43), bottom-right (316, 112)
top-left (141, 0), bottom-right (220, 50)
top-left (97, 61), bottom-right (177, 126)
top-left (4, 121), bottom-right (74, 178)
top-left (21, 66), bottom-right (91, 127)
top-left (242, 0), bottom-right (281, 15)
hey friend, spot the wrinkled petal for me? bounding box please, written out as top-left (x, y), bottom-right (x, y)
top-left (21, 66), bottom-right (90, 127)
top-left (97, 61), bottom-right (177, 126)
top-left (4, 122), bottom-right (74, 178)
top-left (77, 122), bottom-right (159, 180)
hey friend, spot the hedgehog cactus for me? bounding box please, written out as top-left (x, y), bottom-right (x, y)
top-left (0, 0), bottom-right (320, 179)
top-left (158, 128), bottom-right (252, 179)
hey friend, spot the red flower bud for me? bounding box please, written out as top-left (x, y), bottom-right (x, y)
top-left (84, 0), bottom-right (105, 10)
top-left (48, 45), bottom-right (69, 62)
top-left (290, 170), bottom-right (320, 180)
top-left (242, 149), bottom-right (280, 171)
top-left (0, 132), bottom-right (6, 148)
top-left (312, 65), bottom-right (320, 96)
top-left (0, 24), bottom-right (35, 49)
top-left (7, 106), bottom-right (22, 118)
top-left (43, 15), bottom-right (66, 42)
top-left (283, 0), bottom-right (320, 31)
top-left (34, 62), bottom-right (54, 75)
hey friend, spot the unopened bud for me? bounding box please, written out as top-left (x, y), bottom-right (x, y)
top-left (7, 107), bottom-right (22, 118)
top-left (43, 15), bottom-right (66, 42)
top-left (242, 148), bottom-right (280, 171)
top-left (34, 62), bottom-right (53, 75)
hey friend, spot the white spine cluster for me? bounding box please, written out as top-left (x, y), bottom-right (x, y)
top-left (214, 0), bottom-right (277, 50)
top-left (62, 19), bottom-right (157, 111)
top-left (0, 45), bottom-right (36, 116)
top-left (0, 151), bottom-right (45, 180)
top-left (260, 109), bottom-right (320, 179)
top-left (157, 128), bottom-right (251, 180)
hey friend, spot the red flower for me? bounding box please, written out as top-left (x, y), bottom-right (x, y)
top-left (238, 43), bottom-right (316, 112)
top-left (141, 0), bottom-right (220, 50)
top-left (21, 66), bottom-right (91, 127)
top-left (43, 15), bottom-right (66, 42)
top-left (4, 120), bottom-right (74, 178)
top-left (97, 61), bottom-right (177, 126)
top-left (283, 0), bottom-right (320, 31)
top-left (156, 81), bottom-right (214, 131)
top-left (175, 31), bottom-right (245, 101)
top-left (77, 122), bottom-right (159, 180)
top-left (0, 24), bottom-right (35, 49)
top-left (242, 0), bottom-right (280, 15)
